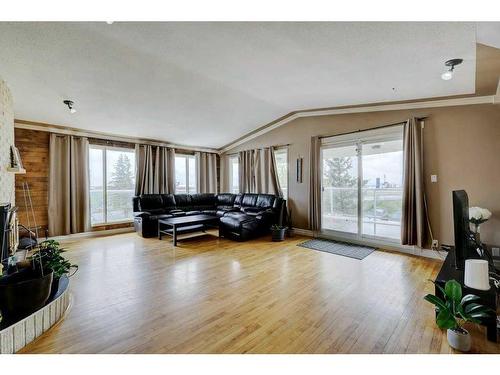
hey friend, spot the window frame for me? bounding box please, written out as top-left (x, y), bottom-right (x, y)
top-left (319, 124), bottom-right (404, 244)
top-left (175, 153), bottom-right (197, 194)
top-left (89, 144), bottom-right (136, 227)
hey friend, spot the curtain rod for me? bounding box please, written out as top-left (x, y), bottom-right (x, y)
top-left (318, 117), bottom-right (428, 140)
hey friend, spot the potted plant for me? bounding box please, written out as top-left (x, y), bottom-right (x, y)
top-left (424, 279), bottom-right (493, 352)
top-left (271, 224), bottom-right (287, 242)
top-left (0, 251), bottom-right (53, 321)
top-left (37, 240), bottom-right (78, 298)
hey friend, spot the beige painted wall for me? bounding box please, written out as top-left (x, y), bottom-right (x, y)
top-left (224, 103), bottom-right (500, 247)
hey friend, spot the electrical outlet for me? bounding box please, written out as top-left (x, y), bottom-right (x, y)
top-left (431, 239), bottom-right (439, 250)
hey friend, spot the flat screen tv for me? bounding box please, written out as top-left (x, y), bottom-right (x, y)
top-left (452, 190), bottom-right (474, 270)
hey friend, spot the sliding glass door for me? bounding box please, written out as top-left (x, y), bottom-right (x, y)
top-left (361, 139), bottom-right (403, 240)
top-left (321, 143), bottom-right (359, 234)
top-left (320, 126), bottom-right (404, 243)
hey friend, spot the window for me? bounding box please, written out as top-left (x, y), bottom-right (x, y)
top-left (320, 125), bottom-right (403, 242)
top-left (274, 148), bottom-right (288, 200)
top-left (89, 146), bottom-right (136, 225)
top-left (228, 155), bottom-right (239, 193)
top-left (175, 154), bottom-right (197, 194)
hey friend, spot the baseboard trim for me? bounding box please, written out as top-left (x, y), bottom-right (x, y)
top-left (292, 227), bottom-right (314, 237)
top-left (50, 227), bottom-right (134, 242)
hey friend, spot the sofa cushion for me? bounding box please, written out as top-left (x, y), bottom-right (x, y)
top-left (191, 193), bottom-right (217, 207)
top-left (217, 205), bottom-right (238, 212)
top-left (241, 194), bottom-right (258, 207)
top-left (142, 208), bottom-right (168, 215)
top-left (139, 194), bottom-right (163, 211)
top-left (161, 194), bottom-right (177, 210)
top-left (185, 210), bottom-right (202, 216)
top-left (149, 213), bottom-right (174, 220)
top-left (234, 194), bottom-right (244, 207)
top-left (241, 207), bottom-right (265, 216)
top-left (220, 212), bottom-right (253, 230)
top-left (256, 194), bottom-right (275, 209)
top-left (202, 209), bottom-right (218, 216)
top-left (174, 194), bottom-right (192, 208)
top-left (217, 193), bottom-right (236, 206)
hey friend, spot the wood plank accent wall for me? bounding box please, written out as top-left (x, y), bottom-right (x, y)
top-left (14, 128), bottom-right (50, 233)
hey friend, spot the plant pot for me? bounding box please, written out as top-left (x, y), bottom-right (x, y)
top-left (0, 268), bottom-right (53, 321)
top-left (286, 228), bottom-right (295, 238)
top-left (272, 228), bottom-right (286, 242)
top-left (49, 275), bottom-right (61, 300)
top-left (447, 328), bottom-right (471, 352)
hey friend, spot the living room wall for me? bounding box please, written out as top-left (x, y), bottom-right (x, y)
top-left (13, 127), bottom-right (134, 234)
top-left (223, 103), bottom-right (500, 247)
top-left (0, 78), bottom-right (14, 204)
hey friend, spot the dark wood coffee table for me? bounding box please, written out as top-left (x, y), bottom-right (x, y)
top-left (158, 214), bottom-right (219, 246)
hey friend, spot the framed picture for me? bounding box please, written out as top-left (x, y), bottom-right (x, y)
top-left (296, 156), bottom-right (303, 183)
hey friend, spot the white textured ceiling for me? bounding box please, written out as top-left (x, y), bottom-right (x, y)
top-left (0, 22), bottom-right (482, 149)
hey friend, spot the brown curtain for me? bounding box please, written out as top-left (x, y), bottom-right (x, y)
top-left (401, 118), bottom-right (425, 247)
top-left (238, 148), bottom-right (281, 195)
top-left (154, 147), bottom-right (175, 194)
top-left (135, 144), bottom-right (175, 195)
top-left (196, 152), bottom-right (218, 193)
top-left (239, 150), bottom-right (254, 193)
top-left (309, 136), bottom-right (321, 233)
top-left (48, 134), bottom-right (90, 236)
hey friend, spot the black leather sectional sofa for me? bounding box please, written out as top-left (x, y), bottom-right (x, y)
top-left (133, 193), bottom-right (284, 241)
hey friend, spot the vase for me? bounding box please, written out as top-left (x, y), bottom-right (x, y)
top-left (470, 222), bottom-right (481, 243)
top-left (447, 328), bottom-right (471, 352)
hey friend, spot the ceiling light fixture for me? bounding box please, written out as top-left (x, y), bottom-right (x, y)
top-left (63, 100), bottom-right (77, 114)
top-left (441, 58), bottom-right (463, 81)
top-left (106, 21), bottom-right (114, 25)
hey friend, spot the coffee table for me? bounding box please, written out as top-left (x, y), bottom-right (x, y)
top-left (158, 214), bottom-right (220, 246)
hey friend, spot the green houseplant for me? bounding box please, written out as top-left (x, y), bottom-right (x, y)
top-left (424, 279), bottom-right (493, 352)
top-left (271, 224), bottom-right (287, 242)
top-left (36, 240), bottom-right (78, 298)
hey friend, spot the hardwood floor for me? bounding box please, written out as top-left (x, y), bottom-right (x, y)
top-left (20, 232), bottom-right (499, 354)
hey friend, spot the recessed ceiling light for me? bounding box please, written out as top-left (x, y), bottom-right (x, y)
top-left (63, 100), bottom-right (76, 114)
top-left (441, 58), bottom-right (463, 81)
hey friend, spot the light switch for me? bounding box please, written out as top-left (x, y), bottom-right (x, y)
top-left (431, 175), bottom-right (438, 183)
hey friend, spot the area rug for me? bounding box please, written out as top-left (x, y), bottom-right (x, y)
top-left (297, 238), bottom-right (376, 260)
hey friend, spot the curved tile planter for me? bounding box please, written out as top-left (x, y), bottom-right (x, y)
top-left (0, 276), bottom-right (70, 354)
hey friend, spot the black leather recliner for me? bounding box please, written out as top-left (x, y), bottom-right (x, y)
top-left (219, 193), bottom-right (281, 241)
top-left (133, 193), bottom-right (284, 240)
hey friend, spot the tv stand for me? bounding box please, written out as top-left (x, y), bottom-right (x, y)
top-left (435, 248), bottom-right (498, 342)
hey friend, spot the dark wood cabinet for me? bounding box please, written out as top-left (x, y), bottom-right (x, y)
top-left (435, 249), bottom-right (498, 342)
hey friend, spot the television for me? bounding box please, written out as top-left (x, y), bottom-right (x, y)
top-left (452, 190), bottom-right (477, 270)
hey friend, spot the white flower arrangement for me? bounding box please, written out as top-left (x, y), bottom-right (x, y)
top-left (469, 206), bottom-right (492, 225)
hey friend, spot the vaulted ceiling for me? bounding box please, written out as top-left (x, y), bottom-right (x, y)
top-left (0, 22), bottom-right (497, 149)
